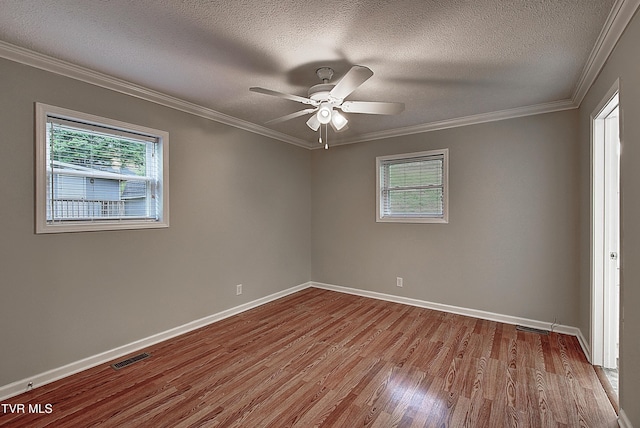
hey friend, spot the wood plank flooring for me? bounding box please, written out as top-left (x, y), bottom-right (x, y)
top-left (0, 288), bottom-right (618, 427)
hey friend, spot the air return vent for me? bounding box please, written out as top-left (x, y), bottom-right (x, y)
top-left (111, 352), bottom-right (151, 370)
top-left (516, 325), bottom-right (549, 335)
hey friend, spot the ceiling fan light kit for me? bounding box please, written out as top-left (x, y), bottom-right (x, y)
top-left (331, 110), bottom-right (348, 131)
top-left (250, 65), bottom-right (405, 148)
top-left (306, 114), bottom-right (321, 131)
top-left (317, 103), bottom-right (332, 124)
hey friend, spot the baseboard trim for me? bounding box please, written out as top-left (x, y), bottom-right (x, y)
top-left (0, 280), bottom-right (594, 402)
top-left (311, 281), bottom-right (589, 356)
top-left (0, 281), bottom-right (311, 401)
top-left (576, 329), bottom-right (592, 363)
top-left (619, 409), bottom-right (634, 428)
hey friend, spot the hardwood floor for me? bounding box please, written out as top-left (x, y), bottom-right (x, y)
top-left (0, 288), bottom-right (617, 427)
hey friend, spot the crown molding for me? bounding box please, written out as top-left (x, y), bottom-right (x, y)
top-left (0, 38), bottom-right (577, 150)
top-left (572, 0), bottom-right (640, 106)
top-left (2, 0), bottom-right (637, 152)
top-left (329, 0), bottom-right (640, 149)
top-left (0, 40), bottom-right (312, 149)
top-left (315, 99), bottom-right (577, 149)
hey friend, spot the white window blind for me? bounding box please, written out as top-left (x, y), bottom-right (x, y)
top-left (46, 117), bottom-right (159, 223)
top-left (377, 149), bottom-right (448, 223)
top-left (35, 103), bottom-right (169, 233)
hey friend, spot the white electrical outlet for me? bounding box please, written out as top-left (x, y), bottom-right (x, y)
top-left (396, 277), bottom-right (403, 287)
top-left (236, 284), bottom-right (242, 295)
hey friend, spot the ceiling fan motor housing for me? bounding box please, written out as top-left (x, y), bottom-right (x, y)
top-left (309, 67), bottom-right (340, 103)
top-left (308, 83), bottom-right (336, 102)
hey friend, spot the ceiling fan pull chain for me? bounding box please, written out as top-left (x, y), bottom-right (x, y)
top-left (324, 124), bottom-right (329, 150)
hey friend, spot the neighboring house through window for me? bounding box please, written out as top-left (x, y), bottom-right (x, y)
top-left (35, 103), bottom-right (169, 233)
top-left (376, 149), bottom-right (448, 223)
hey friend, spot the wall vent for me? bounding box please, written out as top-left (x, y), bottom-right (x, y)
top-left (516, 325), bottom-right (549, 335)
top-left (111, 352), bottom-right (151, 370)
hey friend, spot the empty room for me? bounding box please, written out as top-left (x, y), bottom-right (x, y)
top-left (1, 1), bottom-right (639, 427)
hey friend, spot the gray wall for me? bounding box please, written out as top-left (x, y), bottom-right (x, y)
top-left (311, 110), bottom-right (580, 325)
top-left (0, 58), bottom-right (311, 387)
top-left (3, 11), bottom-right (639, 422)
top-left (578, 8), bottom-right (640, 425)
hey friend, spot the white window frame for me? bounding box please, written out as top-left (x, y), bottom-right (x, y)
top-left (35, 103), bottom-right (170, 233)
top-left (376, 148), bottom-right (449, 224)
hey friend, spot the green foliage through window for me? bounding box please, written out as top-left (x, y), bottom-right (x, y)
top-left (49, 125), bottom-right (147, 176)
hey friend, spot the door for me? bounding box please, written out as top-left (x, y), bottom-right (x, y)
top-left (591, 85), bottom-right (620, 377)
top-left (603, 104), bottom-right (620, 370)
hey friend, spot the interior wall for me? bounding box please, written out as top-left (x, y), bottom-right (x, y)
top-left (578, 8), bottom-right (640, 425)
top-left (311, 110), bottom-right (580, 326)
top-left (3, 12), bottom-right (638, 421)
top-left (0, 57), bottom-right (311, 387)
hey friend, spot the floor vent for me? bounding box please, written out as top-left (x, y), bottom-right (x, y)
top-left (111, 352), bottom-right (151, 370)
top-left (516, 325), bottom-right (549, 335)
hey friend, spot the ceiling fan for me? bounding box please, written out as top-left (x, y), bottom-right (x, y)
top-left (250, 65), bottom-right (404, 147)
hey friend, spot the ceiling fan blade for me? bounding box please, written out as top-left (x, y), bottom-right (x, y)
top-left (265, 108), bottom-right (317, 125)
top-left (340, 101), bottom-right (405, 115)
top-left (250, 87), bottom-right (317, 106)
top-left (329, 65), bottom-right (374, 100)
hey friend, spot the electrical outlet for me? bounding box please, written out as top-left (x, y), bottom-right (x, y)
top-left (396, 277), bottom-right (403, 287)
top-left (236, 284), bottom-right (242, 295)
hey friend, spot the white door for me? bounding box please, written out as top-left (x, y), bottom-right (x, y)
top-left (591, 86), bottom-right (620, 374)
top-left (603, 105), bottom-right (620, 370)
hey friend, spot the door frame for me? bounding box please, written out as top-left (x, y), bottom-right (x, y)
top-left (590, 79), bottom-right (620, 367)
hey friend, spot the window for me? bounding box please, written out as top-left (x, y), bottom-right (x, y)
top-left (376, 149), bottom-right (448, 223)
top-left (35, 103), bottom-right (169, 233)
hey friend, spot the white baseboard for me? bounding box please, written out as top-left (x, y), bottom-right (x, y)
top-left (619, 409), bottom-right (634, 428)
top-left (311, 281), bottom-right (589, 356)
top-left (576, 329), bottom-right (592, 363)
top-left (0, 280), bottom-right (594, 402)
top-left (0, 282), bottom-right (311, 401)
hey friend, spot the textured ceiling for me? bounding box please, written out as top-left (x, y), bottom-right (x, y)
top-left (0, 0), bottom-right (618, 147)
